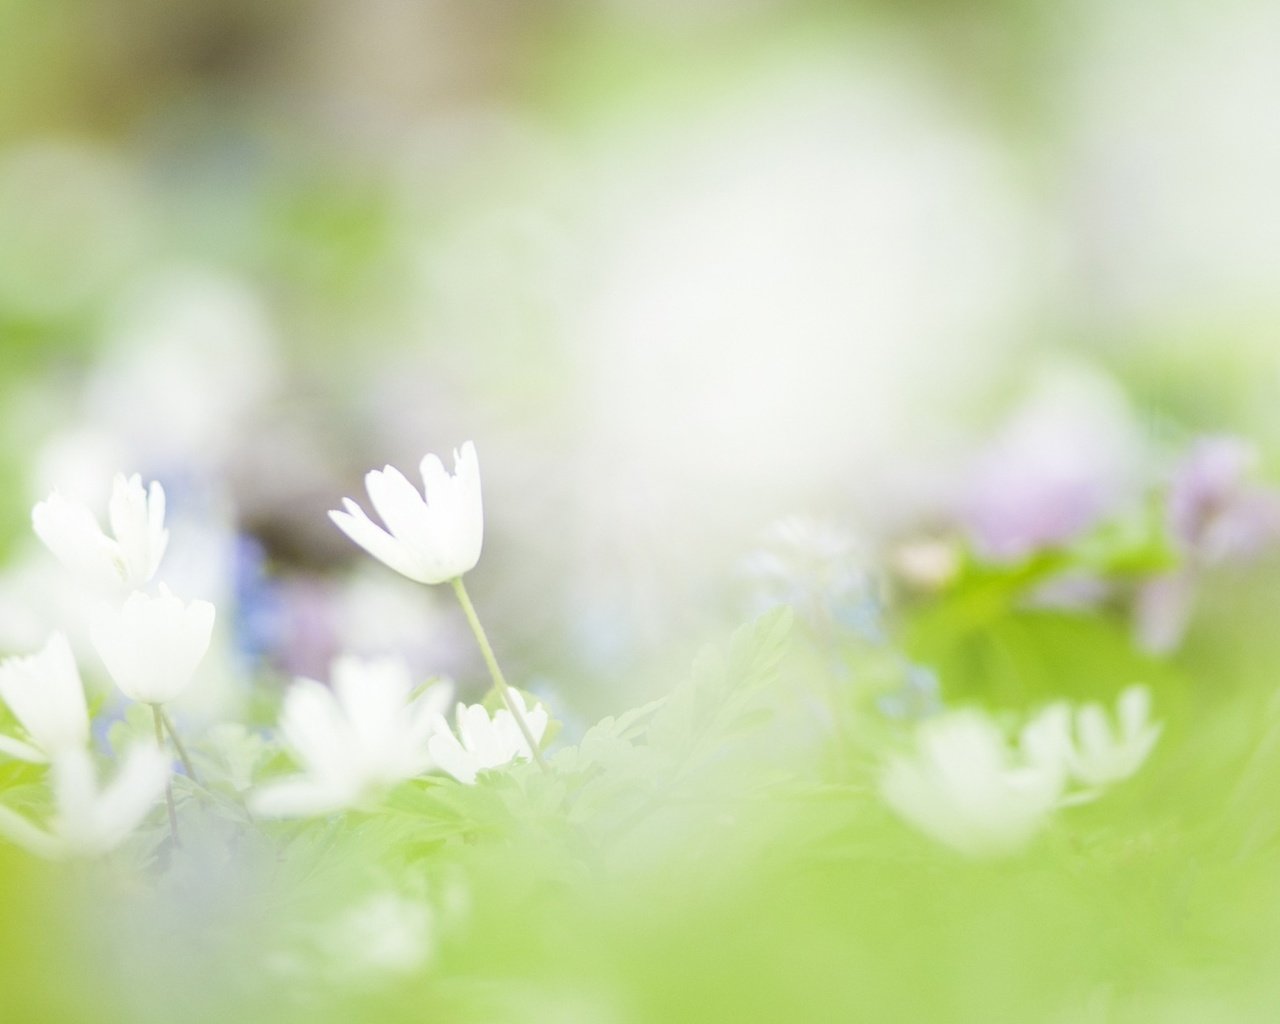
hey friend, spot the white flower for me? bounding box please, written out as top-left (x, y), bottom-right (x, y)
top-left (319, 892), bottom-right (435, 980)
top-left (269, 890), bottom-right (436, 986)
top-left (32, 473), bottom-right (168, 589)
top-left (0, 632), bottom-right (89, 762)
top-left (329, 442), bottom-right (483, 585)
top-left (1017, 701), bottom-right (1075, 780)
top-left (1063, 686), bottom-right (1161, 789)
top-left (250, 656), bottom-right (453, 818)
top-left (428, 688), bottom-right (549, 785)
top-left (91, 586), bottom-right (216, 704)
top-left (0, 746), bottom-right (169, 859)
top-left (881, 709), bottom-right (1066, 858)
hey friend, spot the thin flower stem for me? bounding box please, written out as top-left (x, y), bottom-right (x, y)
top-left (155, 712), bottom-right (263, 831)
top-left (160, 708), bottom-right (199, 783)
top-left (152, 704), bottom-right (180, 847)
top-left (450, 576), bottom-right (547, 770)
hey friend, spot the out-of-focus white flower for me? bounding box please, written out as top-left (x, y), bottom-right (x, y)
top-left (1017, 701), bottom-right (1075, 778)
top-left (1063, 686), bottom-right (1161, 789)
top-left (881, 709), bottom-right (1066, 858)
top-left (91, 586), bottom-right (216, 704)
top-left (0, 632), bottom-right (89, 763)
top-left (428, 688), bottom-right (549, 785)
top-left (319, 892), bottom-right (435, 980)
top-left (0, 746), bottom-right (169, 859)
top-left (268, 888), bottom-right (436, 987)
top-left (32, 473), bottom-right (168, 590)
top-left (891, 537), bottom-right (962, 593)
top-left (250, 656), bottom-right (452, 817)
top-left (1018, 689), bottom-right (1160, 801)
top-left (329, 443), bottom-right (483, 585)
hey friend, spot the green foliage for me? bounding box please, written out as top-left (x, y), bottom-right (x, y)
top-left (3, 535), bottom-right (1280, 1022)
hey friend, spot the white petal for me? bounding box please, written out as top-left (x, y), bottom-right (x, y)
top-left (84, 746), bottom-right (170, 852)
top-left (92, 590), bottom-right (215, 703)
top-left (0, 631), bottom-right (88, 757)
top-left (1118, 686), bottom-right (1151, 740)
top-left (427, 727), bottom-right (477, 784)
top-left (330, 505), bottom-right (439, 584)
top-left (32, 492), bottom-right (120, 588)
top-left (147, 480), bottom-right (170, 579)
top-left (278, 679), bottom-right (353, 777)
top-left (418, 453), bottom-right (452, 508)
top-left (365, 467), bottom-right (435, 553)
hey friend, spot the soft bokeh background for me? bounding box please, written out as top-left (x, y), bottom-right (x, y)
top-left (2, 3), bottom-right (1280, 1019)
top-left (3, 1), bottom-right (1279, 696)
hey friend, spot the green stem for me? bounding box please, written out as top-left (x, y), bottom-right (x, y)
top-left (450, 576), bottom-right (546, 770)
top-left (160, 709), bottom-right (199, 783)
top-left (152, 704), bottom-right (180, 847)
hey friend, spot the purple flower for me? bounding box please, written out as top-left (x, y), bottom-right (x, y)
top-left (1166, 436), bottom-right (1280, 565)
top-left (961, 368), bottom-right (1141, 561)
top-left (1137, 436), bottom-right (1280, 653)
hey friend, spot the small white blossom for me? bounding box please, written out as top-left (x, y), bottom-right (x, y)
top-left (269, 889), bottom-right (436, 987)
top-left (428, 688), bottom-right (549, 785)
top-left (319, 892), bottom-right (435, 980)
top-left (881, 709), bottom-right (1066, 858)
top-left (1017, 701), bottom-right (1075, 778)
top-left (250, 656), bottom-right (453, 818)
top-left (0, 746), bottom-right (169, 859)
top-left (0, 632), bottom-right (89, 763)
top-left (91, 586), bottom-right (216, 704)
top-left (329, 442), bottom-right (483, 585)
top-left (32, 473), bottom-right (168, 590)
top-left (1064, 686), bottom-right (1161, 789)
top-left (1017, 688), bottom-right (1161, 795)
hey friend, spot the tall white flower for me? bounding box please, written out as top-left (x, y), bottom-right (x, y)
top-left (329, 442), bottom-right (483, 585)
top-left (0, 746), bottom-right (169, 859)
top-left (1063, 686), bottom-right (1161, 789)
top-left (881, 709), bottom-right (1066, 858)
top-left (91, 586), bottom-right (216, 704)
top-left (0, 632), bottom-right (89, 762)
top-left (250, 656), bottom-right (453, 818)
top-left (32, 473), bottom-right (168, 589)
top-left (428, 688), bottom-right (549, 785)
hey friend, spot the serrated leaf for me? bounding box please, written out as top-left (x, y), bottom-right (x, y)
top-left (648, 607), bottom-right (794, 759)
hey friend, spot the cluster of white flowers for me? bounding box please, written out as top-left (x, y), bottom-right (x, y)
top-left (0, 473), bottom-right (221, 857)
top-left (881, 686), bottom-right (1162, 858)
top-left (1, 435), bottom-right (1162, 866)
top-left (0, 631), bottom-right (168, 860)
top-left (252, 444), bottom-right (548, 816)
top-left (26, 473), bottom-right (217, 711)
top-left (252, 668), bottom-right (549, 817)
top-left (0, 442), bottom-right (553, 857)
